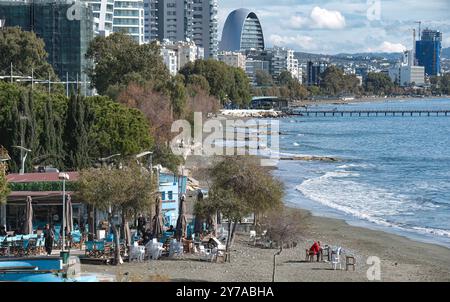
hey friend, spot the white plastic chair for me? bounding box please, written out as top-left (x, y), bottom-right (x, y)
top-left (249, 230), bottom-right (256, 241)
top-left (331, 247), bottom-right (342, 270)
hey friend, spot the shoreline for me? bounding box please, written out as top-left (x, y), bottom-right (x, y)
top-left (292, 95), bottom-right (450, 106)
top-left (281, 204), bottom-right (450, 281)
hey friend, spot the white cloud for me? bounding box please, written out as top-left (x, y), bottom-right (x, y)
top-left (309, 6), bottom-right (346, 29)
top-left (443, 37), bottom-right (450, 48)
top-left (367, 41), bottom-right (407, 53)
top-left (269, 34), bottom-right (317, 51)
top-left (285, 6), bottom-right (346, 30)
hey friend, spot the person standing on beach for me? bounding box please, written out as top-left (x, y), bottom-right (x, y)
top-left (309, 241), bottom-right (323, 262)
top-left (43, 224), bottom-right (54, 255)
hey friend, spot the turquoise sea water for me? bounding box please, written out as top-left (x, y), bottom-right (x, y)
top-left (272, 98), bottom-right (450, 248)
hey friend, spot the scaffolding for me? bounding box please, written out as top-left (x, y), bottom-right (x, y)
top-left (0, 0), bottom-right (94, 93)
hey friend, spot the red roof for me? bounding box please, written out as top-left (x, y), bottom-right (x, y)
top-left (6, 172), bottom-right (79, 183)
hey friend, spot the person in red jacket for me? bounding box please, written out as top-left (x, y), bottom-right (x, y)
top-left (309, 241), bottom-right (323, 262)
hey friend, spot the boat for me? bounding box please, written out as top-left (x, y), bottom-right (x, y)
top-left (0, 256), bottom-right (115, 282)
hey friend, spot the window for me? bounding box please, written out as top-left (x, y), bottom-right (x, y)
top-left (161, 192), bottom-right (166, 200)
top-left (168, 191), bottom-right (173, 200)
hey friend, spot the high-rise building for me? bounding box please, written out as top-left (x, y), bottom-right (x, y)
top-left (87, 0), bottom-right (114, 36)
top-left (268, 47), bottom-right (301, 83)
top-left (220, 8), bottom-right (264, 52)
top-left (307, 61), bottom-right (327, 86)
top-left (143, 0), bottom-right (158, 42)
top-left (149, 0), bottom-right (217, 58)
top-left (415, 29), bottom-right (442, 76)
top-left (0, 0), bottom-right (94, 84)
top-left (113, 0), bottom-right (145, 44)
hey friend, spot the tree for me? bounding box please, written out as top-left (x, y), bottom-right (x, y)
top-left (255, 70), bottom-right (274, 87)
top-left (85, 33), bottom-right (170, 95)
top-left (0, 147), bottom-right (10, 205)
top-left (77, 164), bottom-right (153, 265)
top-left (179, 59), bottom-right (252, 107)
top-left (0, 27), bottom-right (58, 81)
top-left (365, 72), bottom-right (394, 95)
top-left (196, 156), bottom-right (284, 252)
top-left (64, 93), bottom-right (92, 170)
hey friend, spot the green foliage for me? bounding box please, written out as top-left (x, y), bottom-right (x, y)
top-left (179, 59), bottom-right (252, 107)
top-left (0, 27), bottom-right (58, 81)
top-left (365, 72), bottom-right (394, 95)
top-left (85, 33), bottom-right (170, 95)
top-left (0, 82), bottom-right (153, 173)
top-left (9, 181), bottom-right (77, 192)
top-left (86, 96), bottom-right (153, 159)
top-left (0, 147), bottom-right (10, 204)
top-left (431, 73), bottom-right (450, 95)
top-left (255, 70), bottom-right (274, 87)
top-left (198, 156), bottom-right (284, 221)
top-left (320, 66), bottom-right (361, 95)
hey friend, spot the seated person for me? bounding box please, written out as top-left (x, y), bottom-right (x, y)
top-left (309, 241), bottom-right (323, 262)
top-left (0, 225), bottom-right (7, 237)
top-left (142, 229), bottom-right (152, 245)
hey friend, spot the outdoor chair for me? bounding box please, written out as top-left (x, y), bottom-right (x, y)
top-left (36, 238), bottom-right (45, 255)
top-left (25, 239), bottom-right (37, 256)
top-left (147, 241), bottom-right (164, 260)
top-left (129, 243), bottom-right (146, 262)
top-left (249, 230), bottom-right (256, 243)
top-left (168, 239), bottom-right (184, 258)
top-left (346, 255), bottom-right (356, 271)
top-left (85, 241), bottom-right (95, 257)
top-left (331, 247), bottom-right (342, 270)
top-left (94, 241), bottom-right (106, 258)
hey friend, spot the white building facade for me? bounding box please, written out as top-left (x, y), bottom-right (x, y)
top-left (160, 39), bottom-right (204, 75)
top-left (88, 0), bottom-right (114, 37)
top-left (113, 0), bottom-right (145, 44)
top-left (217, 51), bottom-right (246, 70)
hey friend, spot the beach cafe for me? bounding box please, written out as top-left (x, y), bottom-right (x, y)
top-left (1, 171), bottom-right (189, 236)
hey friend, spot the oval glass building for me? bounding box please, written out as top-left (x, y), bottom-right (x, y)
top-left (219, 8), bottom-right (265, 52)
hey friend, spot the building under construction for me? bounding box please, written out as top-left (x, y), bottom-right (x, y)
top-left (0, 0), bottom-right (94, 85)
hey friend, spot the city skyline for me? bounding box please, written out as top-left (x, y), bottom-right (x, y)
top-left (218, 0), bottom-right (450, 54)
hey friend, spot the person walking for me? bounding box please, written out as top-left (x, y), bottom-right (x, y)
top-left (43, 224), bottom-right (54, 256)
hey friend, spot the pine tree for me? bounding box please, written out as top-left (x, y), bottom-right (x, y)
top-left (64, 93), bottom-right (92, 170)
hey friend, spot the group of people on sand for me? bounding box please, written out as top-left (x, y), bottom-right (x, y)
top-left (308, 240), bottom-right (325, 262)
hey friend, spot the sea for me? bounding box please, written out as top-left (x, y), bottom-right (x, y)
top-left (271, 98), bottom-right (450, 248)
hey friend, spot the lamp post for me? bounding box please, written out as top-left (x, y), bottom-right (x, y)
top-left (59, 172), bottom-right (70, 251)
top-left (99, 153), bottom-right (121, 168)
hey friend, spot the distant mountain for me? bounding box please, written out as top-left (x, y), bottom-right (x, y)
top-left (335, 52), bottom-right (403, 61)
top-left (294, 51), bottom-right (402, 62)
top-left (442, 47), bottom-right (450, 59)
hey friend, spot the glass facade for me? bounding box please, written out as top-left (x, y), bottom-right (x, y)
top-left (415, 29), bottom-right (442, 76)
top-left (240, 14), bottom-right (264, 51)
top-left (113, 0), bottom-right (144, 44)
top-left (0, 0), bottom-right (94, 83)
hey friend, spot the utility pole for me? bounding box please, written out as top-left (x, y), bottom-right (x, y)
top-left (31, 68), bottom-right (34, 90)
top-left (10, 62), bottom-right (12, 83)
top-left (66, 72), bottom-right (69, 98)
top-left (48, 72), bottom-right (51, 94)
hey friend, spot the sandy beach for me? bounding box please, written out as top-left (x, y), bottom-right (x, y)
top-left (82, 205), bottom-right (450, 282)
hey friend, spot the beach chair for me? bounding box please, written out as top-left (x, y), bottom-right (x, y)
top-left (169, 239), bottom-right (184, 258)
top-left (150, 242), bottom-right (164, 260)
top-left (94, 241), bottom-right (106, 258)
top-left (85, 241), bottom-right (95, 257)
top-left (331, 247), bottom-right (342, 270)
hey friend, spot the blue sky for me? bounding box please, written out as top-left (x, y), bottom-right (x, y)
top-left (218, 0), bottom-right (450, 54)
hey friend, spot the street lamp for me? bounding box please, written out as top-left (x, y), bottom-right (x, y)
top-left (99, 153), bottom-right (121, 168)
top-left (58, 172), bottom-right (70, 251)
top-left (12, 145), bottom-right (31, 175)
top-left (136, 151), bottom-right (153, 172)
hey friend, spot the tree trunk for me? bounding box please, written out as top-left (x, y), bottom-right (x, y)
top-left (225, 221), bottom-right (232, 252)
top-left (109, 212), bottom-right (123, 265)
top-left (228, 219), bottom-right (238, 249)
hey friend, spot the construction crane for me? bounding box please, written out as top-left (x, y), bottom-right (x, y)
top-left (415, 21), bottom-right (422, 40)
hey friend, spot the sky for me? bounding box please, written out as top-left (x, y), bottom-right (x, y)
top-left (217, 0), bottom-right (450, 54)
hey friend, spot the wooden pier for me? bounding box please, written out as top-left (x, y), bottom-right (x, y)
top-left (286, 109), bottom-right (450, 117)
